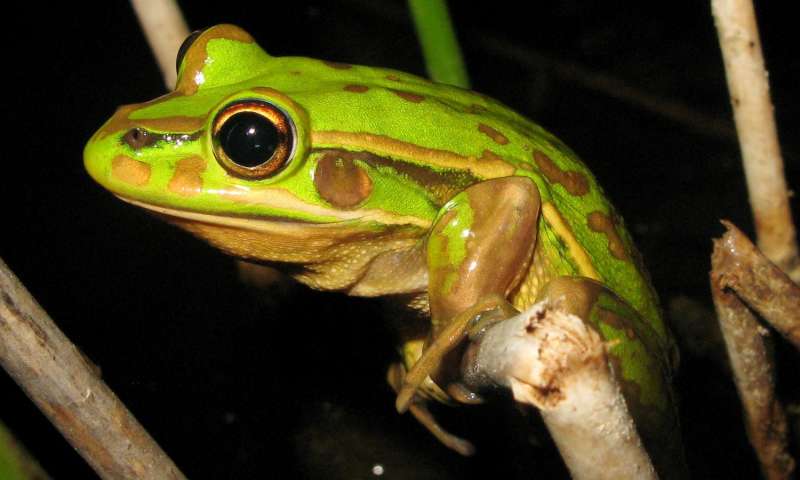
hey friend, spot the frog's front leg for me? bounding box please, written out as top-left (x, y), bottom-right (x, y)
top-left (396, 176), bottom-right (540, 412)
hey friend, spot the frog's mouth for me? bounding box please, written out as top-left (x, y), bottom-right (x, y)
top-left (118, 196), bottom-right (333, 231)
top-left (113, 188), bottom-right (430, 232)
top-left (116, 195), bottom-right (430, 233)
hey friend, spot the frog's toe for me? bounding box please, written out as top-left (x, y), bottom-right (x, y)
top-left (446, 383), bottom-right (484, 405)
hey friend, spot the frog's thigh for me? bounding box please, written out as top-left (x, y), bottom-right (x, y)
top-left (397, 177), bottom-right (541, 410)
top-left (536, 276), bottom-right (684, 478)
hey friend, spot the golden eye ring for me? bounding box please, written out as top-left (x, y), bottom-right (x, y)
top-left (212, 101), bottom-right (295, 179)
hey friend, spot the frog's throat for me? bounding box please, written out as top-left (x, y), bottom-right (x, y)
top-left (114, 195), bottom-right (428, 287)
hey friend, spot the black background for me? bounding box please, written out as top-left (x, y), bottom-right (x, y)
top-left (1, 1), bottom-right (798, 478)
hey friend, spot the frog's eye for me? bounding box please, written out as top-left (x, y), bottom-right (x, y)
top-left (176, 29), bottom-right (205, 73)
top-left (212, 101), bottom-right (295, 179)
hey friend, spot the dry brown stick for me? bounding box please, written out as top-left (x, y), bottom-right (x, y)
top-left (0, 258), bottom-right (187, 480)
top-left (715, 221), bottom-right (800, 348)
top-left (711, 225), bottom-right (796, 480)
top-left (130, 0), bottom-right (190, 89)
top-left (461, 302), bottom-right (657, 480)
top-left (712, 0), bottom-right (800, 282)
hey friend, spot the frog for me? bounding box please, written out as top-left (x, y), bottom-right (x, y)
top-left (84, 24), bottom-right (686, 477)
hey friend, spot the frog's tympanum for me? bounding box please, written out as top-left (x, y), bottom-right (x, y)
top-left (85, 25), bottom-right (686, 476)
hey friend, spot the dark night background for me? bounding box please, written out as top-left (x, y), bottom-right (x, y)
top-left (1, 1), bottom-right (798, 478)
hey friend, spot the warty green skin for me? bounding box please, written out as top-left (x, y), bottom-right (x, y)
top-left (84, 24), bottom-right (682, 474)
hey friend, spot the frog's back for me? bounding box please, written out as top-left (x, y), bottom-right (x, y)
top-left (260, 59), bottom-right (667, 343)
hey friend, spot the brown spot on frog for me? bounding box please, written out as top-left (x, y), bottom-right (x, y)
top-left (343, 84), bottom-right (369, 93)
top-left (391, 89), bottom-right (425, 103)
top-left (168, 156), bottom-right (207, 197)
top-left (111, 156), bottom-right (151, 186)
top-left (587, 211), bottom-right (629, 261)
top-left (478, 123), bottom-right (509, 145)
top-left (314, 152), bottom-right (373, 209)
top-left (532, 150), bottom-right (589, 196)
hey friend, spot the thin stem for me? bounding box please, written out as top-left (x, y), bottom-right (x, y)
top-left (130, 0), bottom-right (190, 89)
top-left (715, 221), bottom-right (800, 349)
top-left (712, 0), bottom-right (800, 281)
top-left (407, 0), bottom-right (470, 88)
top-left (711, 222), bottom-right (796, 480)
top-left (0, 258), bottom-right (186, 480)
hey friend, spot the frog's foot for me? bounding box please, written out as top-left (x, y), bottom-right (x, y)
top-left (387, 363), bottom-right (475, 456)
top-left (395, 294), bottom-right (510, 413)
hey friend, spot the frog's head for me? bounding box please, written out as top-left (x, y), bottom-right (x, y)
top-left (84, 25), bottom-right (443, 268)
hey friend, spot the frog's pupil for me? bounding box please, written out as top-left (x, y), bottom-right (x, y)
top-left (219, 112), bottom-right (279, 168)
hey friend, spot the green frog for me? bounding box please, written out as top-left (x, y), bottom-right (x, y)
top-left (84, 25), bottom-right (685, 476)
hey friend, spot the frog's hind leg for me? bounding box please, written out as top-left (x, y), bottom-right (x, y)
top-left (395, 177), bottom-right (541, 413)
top-left (535, 276), bottom-right (687, 478)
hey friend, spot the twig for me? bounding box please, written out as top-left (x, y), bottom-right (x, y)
top-left (461, 301), bottom-right (657, 480)
top-left (712, 0), bottom-right (800, 282)
top-left (130, 0), bottom-right (190, 89)
top-left (710, 223), bottom-right (796, 480)
top-left (714, 221), bottom-right (800, 348)
top-left (0, 258), bottom-right (187, 480)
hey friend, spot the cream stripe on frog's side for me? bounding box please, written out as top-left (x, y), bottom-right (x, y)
top-left (311, 131), bottom-right (516, 178)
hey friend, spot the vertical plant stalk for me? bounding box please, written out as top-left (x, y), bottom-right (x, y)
top-left (712, 0), bottom-right (800, 282)
top-left (407, 0), bottom-right (470, 88)
top-left (130, 0), bottom-right (190, 89)
top-left (0, 259), bottom-right (187, 480)
top-left (710, 223), bottom-right (796, 480)
top-left (461, 302), bottom-right (658, 480)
